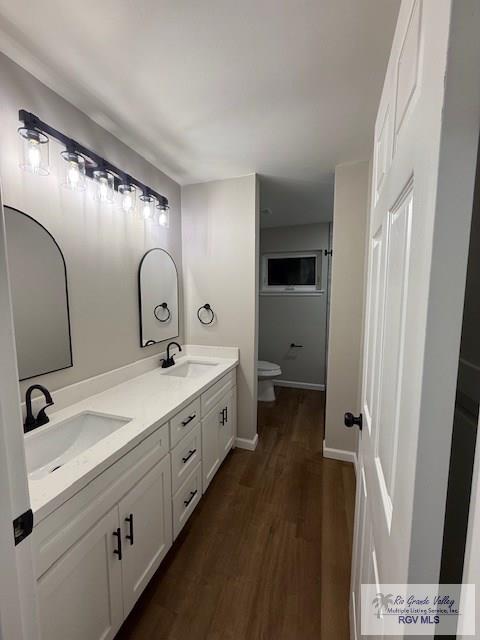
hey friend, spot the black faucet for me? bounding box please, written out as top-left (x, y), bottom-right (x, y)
top-left (24, 384), bottom-right (54, 433)
top-left (162, 342), bottom-right (182, 368)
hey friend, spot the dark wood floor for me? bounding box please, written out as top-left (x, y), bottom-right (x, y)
top-left (115, 388), bottom-right (355, 640)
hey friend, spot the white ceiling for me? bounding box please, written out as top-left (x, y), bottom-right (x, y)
top-left (0, 0), bottom-right (399, 227)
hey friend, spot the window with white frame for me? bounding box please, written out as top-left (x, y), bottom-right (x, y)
top-left (261, 251), bottom-right (322, 293)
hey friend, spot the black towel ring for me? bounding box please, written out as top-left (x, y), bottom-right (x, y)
top-left (154, 302), bottom-right (171, 323)
top-left (197, 303), bottom-right (215, 325)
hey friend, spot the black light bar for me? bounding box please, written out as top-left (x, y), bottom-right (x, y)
top-left (18, 109), bottom-right (169, 208)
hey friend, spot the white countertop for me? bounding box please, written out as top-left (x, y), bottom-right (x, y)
top-left (27, 349), bottom-right (238, 524)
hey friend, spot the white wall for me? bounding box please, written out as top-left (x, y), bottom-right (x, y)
top-left (0, 53), bottom-right (182, 397)
top-left (182, 175), bottom-right (259, 443)
top-left (324, 160), bottom-right (370, 454)
top-left (259, 223), bottom-right (330, 387)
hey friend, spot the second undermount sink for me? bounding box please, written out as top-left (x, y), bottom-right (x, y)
top-left (162, 359), bottom-right (219, 378)
top-left (25, 411), bottom-right (131, 481)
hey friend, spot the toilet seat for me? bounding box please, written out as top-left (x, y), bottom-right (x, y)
top-left (257, 360), bottom-right (282, 377)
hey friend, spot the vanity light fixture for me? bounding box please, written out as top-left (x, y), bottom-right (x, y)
top-left (93, 166), bottom-right (115, 203)
top-left (157, 203), bottom-right (170, 228)
top-left (140, 191), bottom-right (156, 220)
top-left (118, 181), bottom-right (136, 213)
top-left (18, 126), bottom-right (50, 175)
top-left (61, 149), bottom-right (87, 191)
top-left (17, 109), bottom-right (169, 219)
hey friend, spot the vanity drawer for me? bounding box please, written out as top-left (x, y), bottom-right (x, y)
top-left (171, 423), bottom-right (202, 494)
top-left (170, 397), bottom-right (201, 448)
top-left (172, 463), bottom-right (202, 540)
top-left (201, 370), bottom-right (236, 417)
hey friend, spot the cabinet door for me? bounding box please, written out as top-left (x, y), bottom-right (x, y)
top-left (119, 454), bottom-right (172, 617)
top-left (202, 399), bottom-right (223, 492)
top-left (220, 387), bottom-right (236, 463)
top-left (37, 506), bottom-right (123, 640)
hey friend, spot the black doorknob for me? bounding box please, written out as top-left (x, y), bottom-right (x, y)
top-left (344, 412), bottom-right (363, 430)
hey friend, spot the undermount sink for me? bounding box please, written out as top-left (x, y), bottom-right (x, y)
top-left (25, 411), bottom-right (131, 481)
top-left (162, 360), bottom-right (219, 378)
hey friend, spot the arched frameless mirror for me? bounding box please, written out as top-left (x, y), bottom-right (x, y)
top-left (4, 206), bottom-right (73, 380)
top-left (138, 248), bottom-right (179, 347)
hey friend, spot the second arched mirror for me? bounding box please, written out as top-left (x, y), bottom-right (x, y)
top-left (138, 248), bottom-right (179, 347)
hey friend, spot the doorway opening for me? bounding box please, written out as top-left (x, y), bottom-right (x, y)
top-left (257, 177), bottom-right (332, 422)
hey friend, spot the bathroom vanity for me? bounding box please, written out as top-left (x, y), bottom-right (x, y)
top-left (26, 349), bottom-right (238, 640)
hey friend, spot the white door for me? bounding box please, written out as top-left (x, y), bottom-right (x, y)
top-left (119, 455), bottom-right (172, 617)
top-left (36, 506), bottom-right (123, 640)
top-left (0, 188), bottom-right (39, 639)
top-left (349, 1), bottom-right (480, 638)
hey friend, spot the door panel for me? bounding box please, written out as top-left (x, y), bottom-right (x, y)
top-left (119, 455), bottom-right (172, 617)
top-left (350, 460), bottom-right (368, 640)
top-left (363, 225), bottom-right (386, 436)
top-left (394, 0), bottom-right (421, 148)
top-left (375, 187), bottom-right (413, 524)
top-left (37, 506), bottom-right (122, 640)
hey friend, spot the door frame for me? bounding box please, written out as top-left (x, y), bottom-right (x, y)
top-left (0, 181), bottom-right (40, 639)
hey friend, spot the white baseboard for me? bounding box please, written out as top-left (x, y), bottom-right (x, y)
top-left (274, 380), bottom-right (325, 391)
top-left (235, 433), bottom-right (259, 451)
top-left (323, 440), bottom-right (356, 465)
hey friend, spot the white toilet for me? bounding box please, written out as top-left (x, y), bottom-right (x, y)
top-left (257, 360), bottom-right (282, 402)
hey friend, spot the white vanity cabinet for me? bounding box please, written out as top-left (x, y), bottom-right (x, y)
top-left (32, 365), bottom-right (237, 640)
top-left (118, 454), bottom-right (172, 617)
top-left (169, 369), bottom-right (237, 536)
top-left (36, 453), bottom-right (172, 640)
top-left (37, 505), bottom-right (123, 640)
top-left (201, 372), bottom-right (237, 493)
top-left (34, 423), bottom-right (172, 640)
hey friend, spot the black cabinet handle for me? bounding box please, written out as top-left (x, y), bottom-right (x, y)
top-left (113, 527), bottom-right (122, 560)
top-left (181, 414), bottom-right (196, 427)
top-left (344, 412), bottom-right (363, 431)
top-left (125, 514), bottom-right (134, 545)
top-left (182, 449), bottom-right (197, 464)
top-left (183, 490), bottom-right (198, 507)
top-left (220, 408), bottom-right (225, 425)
